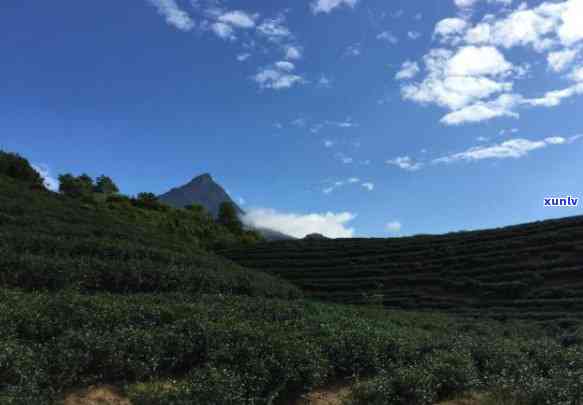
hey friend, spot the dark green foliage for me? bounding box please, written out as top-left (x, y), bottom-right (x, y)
top-left (0, 151), bottom-right (43, 187)
top-left (58, 173), bottom-right (94, 198)
top-left (218, 201), bottom-right (243, 235)
top-left (134, 192), bottom-right (166, 211)
top-left (3, 152), bottom-right (583, 404)
top-left (0, 175), bottom-right (299, 297)
top-left (94, 175), bottom-right (119, 195)
top-left (222, 215), bottom-right (583, 324)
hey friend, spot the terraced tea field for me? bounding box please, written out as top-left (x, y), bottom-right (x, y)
top-left (221, 216), bottom-right (583, 323)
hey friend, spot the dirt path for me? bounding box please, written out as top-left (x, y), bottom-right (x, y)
top-left (62, 385), bottom-right (132, 405)
top-left (279, 382), bottom-right (352, 405)
top-left (61, 383), bottom-right (484, 405)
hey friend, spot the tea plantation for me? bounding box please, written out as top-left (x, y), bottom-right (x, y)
top-left (2, 153), bottom-right (583, 404)
top-left (221, 216), bottom-right (583, 325)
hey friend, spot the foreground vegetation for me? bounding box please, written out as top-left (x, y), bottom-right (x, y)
top-left (1, 151), bottom-right (583, 404)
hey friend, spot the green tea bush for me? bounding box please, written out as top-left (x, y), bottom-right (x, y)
top-left (425, 349), bottom-right (478, 400)
top-left (348, 366), bottom-right (437, 405)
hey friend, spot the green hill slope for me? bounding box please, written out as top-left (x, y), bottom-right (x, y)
top-left (221, 217), bottom-right (583, 323)
top-left (0, 175), bottom-right (299, 299)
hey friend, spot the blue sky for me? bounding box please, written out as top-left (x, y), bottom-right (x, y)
top-left (1, 0), bottom-right (582, 238)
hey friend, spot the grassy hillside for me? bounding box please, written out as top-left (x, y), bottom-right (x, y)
top-left (0, 175), bottom-right (299, 299)
top-left (221, 216), bottom-right (583, 324)
top-left (1, 161), bottom-right (583, 404)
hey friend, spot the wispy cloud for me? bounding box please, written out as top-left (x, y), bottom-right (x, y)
top-left (407, 31), bottom-right (421, 40)
top-left (311, 0), bottom-right (359, 15)
top-left (386, 156), bottom-right (423, 171)
top-left (236, 53), bottom-right (251, 62)
top-left (344, 43), bottom-right (361, 57)
top-left (377, 31), bottom-right (398, 44)
top-left (335, 152), bottom-right (353, 164)
top-left (253, 62), bottom-right (305, 90)
top-left (257, 15), bottom-right (292, 42)
top-left (362, 182), bottom-right (375, 191)
top-left (148, 0), bottom-right (195, 31)
top-left (284, 45), bottom-right (303, 60)
top-left (322, 177), bottom-right (373, 194)
top-left (433, 135), bottom-right (581, 164)
top-left (395, 61), bottom-right (420, 80)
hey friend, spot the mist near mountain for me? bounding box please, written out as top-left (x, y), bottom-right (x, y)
top-left (158, 174), bottom-right (295, 241)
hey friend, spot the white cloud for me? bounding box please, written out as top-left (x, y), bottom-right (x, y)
top-left (148, 0), bottom-right (195, 31)
top-left (335, 152), bottom-right (353, 164)
top-left (325, 119), bottom-right (358, 128)
top-left (570, 65), bottom-right (583, 81)
top-left (547, 49), bottom-right (578, 72)
top-left (348, 177), bottom-right (360, 183)
top-left (386, 156), bottom-right (423, 171)
top-left (395, 61), bottom-right (420, 80)
top-left (401, 48), bottom-right (516, 112)
top-left (285, 45), bottom-right (303, 60)
top-left (211, 22), bottom-right (235, 40)
top-left (377, 31), bottom-right (399, 44)
top-left (461, 1), bottom-right (581, 51)
top-left (440, 93), bottom-right (521, 125)
top-left (32, 164), bottom-right (59, 191)
top-left (324, 139), bottom-right (335, 148)
top-left (344, 43), bottom-right (361, 57)
top-left (401, 1), bottom-right (583, 125)
top-left (237, 53), bottom-right (251, 62)
top-left (274, 61), bottom-right (295, 71)
top-left (385, 221), bottom-right (402, 233)
top-left (434, 18), bottom-right (468, 44)
top-left (362, 182), bottom-right (375, 191)
top-left (243, 209), bottom-right (356, 238)
top-left (432, 135), bottom-right (578, 163)
top-left (447, 46), bottom-right (514, 77)
top-left (524, 82), bottom-right (583, 107)
top-left (257, 15), bottom-right (292, 41)
top-left (454, 0), bottom-right (513, 10)
top-left (311, 0), bottom-right (359, 14)
top-left (218, 10), bottom-right (257, 28)
top-left (408, 31), bottom-right (422, 40)
top-left (237, 197), bottom-right (246, 205)
top-left (291, 117), bottom-right (307, 128)
top-left (557, 0), bottom-right (583, 46)
top-left (318, 75), bottom-right (332, 88)
top-left (253, 62), bottom-right (305, 90)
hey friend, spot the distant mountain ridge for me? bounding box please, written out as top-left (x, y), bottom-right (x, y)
top-left (158, 173), bottom-right (295, 241)
top-left (158, 173), bottom-right (244, 218)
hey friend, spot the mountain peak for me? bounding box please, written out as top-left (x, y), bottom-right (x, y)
top-left (159, 173), bottom-right (243, 217)
top-left (191, 173), bottom-right (213, 183)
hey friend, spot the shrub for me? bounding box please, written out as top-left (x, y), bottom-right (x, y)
top-left (348, 366), bottom-right (437, 405)
top-left (425, 349), bottom-right (478, 400)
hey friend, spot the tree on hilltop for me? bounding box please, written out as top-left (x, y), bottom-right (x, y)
top-left (58, 173), bottom-right (94, 198)
top-left (218, 201), bottom-right (243, 235)
top-left (94, 175), bottom-right (119, 195)
top-left (0, 150), bottom-right (44, 187)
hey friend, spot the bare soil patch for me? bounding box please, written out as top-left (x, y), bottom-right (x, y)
top-left (62, 385), bottom-right (132, 405)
